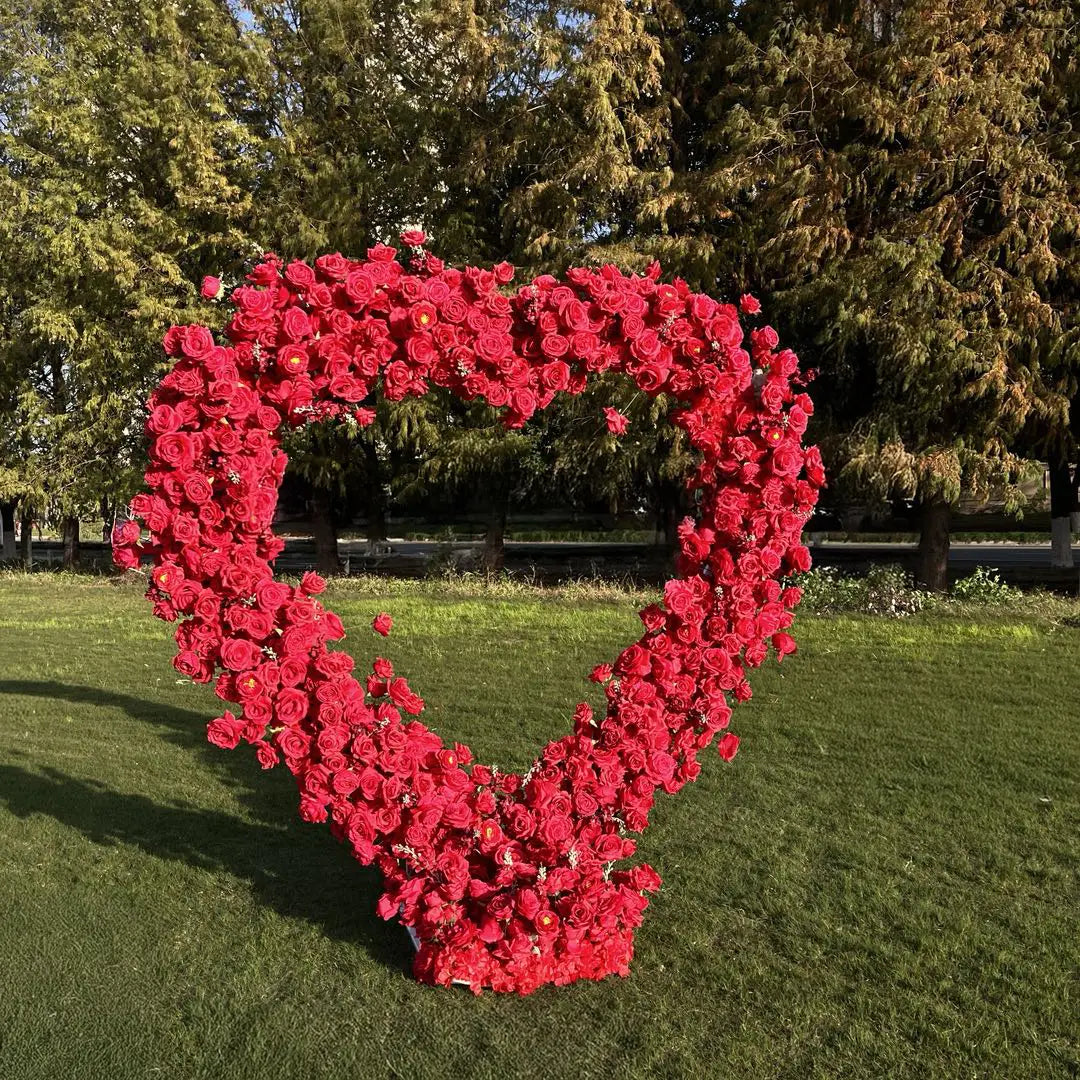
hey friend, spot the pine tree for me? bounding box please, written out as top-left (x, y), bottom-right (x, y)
top-left (607, 0), bottom-right (1080, 588)
top-left (0, 0), bottom-right (271, 564)
top-left (411, 398), bottom-right (548, 571)
top-left (548, 378), bottom-right (695, 549)
top-left (477, 1), bottom-right (1080, 588)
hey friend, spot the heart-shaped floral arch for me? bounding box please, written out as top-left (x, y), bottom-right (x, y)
top-left (113, 234), bottom-right (823, 994)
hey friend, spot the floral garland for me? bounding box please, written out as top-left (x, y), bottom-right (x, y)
top-left (113, 233), bottom-right (823, 994)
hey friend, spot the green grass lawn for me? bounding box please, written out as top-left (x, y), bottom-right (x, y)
top-left (0, 575), bottom-right (1077, 1079)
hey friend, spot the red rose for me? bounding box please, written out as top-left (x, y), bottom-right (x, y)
top-left (410, 302), bottom-right (438, 331)
top-left (739, 293), bottom-right (761, 315)
top-left (182, 326), bottom-right (216, 360)
top-left (603, 407), bottom-right (628, 435)
top-left (220, 637), bottom-right (262, 671)
top-left (280, 306), bottom-right (312, 342)
top-left (201, 275), bottom-right (224, 300)
top-left (255, 743), bottom-right (279, 770)
top-left (772, 443), bottom-right (804, 477)
top-left (540, 814), bottom-right (573, 849)
top-left (373, 612), bottom-right (393, 636)
top-left (274, 688), bottom-right (309, 725)
top-left (300, 571), bottom-right (326, 595)
top-left (629, 329), bottom-right (661, 362)
top-left (207, 711), bottom-right (243, 749)
top-left (475, 330), bottom-right (512, 363)
top-left (345, 269), bottom-right (375, 306)
top-left (182, 474), bottom-right (213, 505)
top-left (284, 260), bottom-right (317, 291)
top-left (541, 333), bottom-right (569, 359)
top-left (113, 520), bottom-right (140, 546)
top-left (400, 228), bottom-right (427, 246)
top-left (710, 311), bottom-right (743, 349)
top-left (616, 643), bottom-right (651, 677)
top-left (314, 252), bottom-right (351, 280)
top-left (154, 433), bottom-right (196, 470)
top-left (440, 295), bottom-right (469, 323)
top-left (635, 363), bottom-right (668, 394)
top-left (772, 632), bottom-right (797, 661)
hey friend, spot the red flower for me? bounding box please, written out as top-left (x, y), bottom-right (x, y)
top-left (772, 632), bottom-right (797, 661)
top-left (589, 663), bottom-right (613, 683)
top-left (220, 637), bottom-right (262, 671)
top-left (207, 711), bottom-right (243, 749)
top-left (603, 407), bottom-right (629, 435)
top-left (400, 228), bottom-right (427, 247)
top-left (717, 732), bottom-right (740, 762)
top-left (201, 275), bottom-right (224, 300)
top-left (739, 293), bottom-right (762, 315)
top-left (122, 244), bottom-right (818, 996)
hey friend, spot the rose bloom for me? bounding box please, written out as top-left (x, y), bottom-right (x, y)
top-left (284, 260), bottom-right (316, 290)
top-left (315, 252), bottom-right (351, 280)
top-left (200, 275), bottom-right (224, 300)
top-left (603, 407), bottom-right (628, 435)
top-left (207, 711), bottom-right (243, 750)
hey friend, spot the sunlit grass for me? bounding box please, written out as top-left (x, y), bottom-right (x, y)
top-left (0, 576), bottom-right (1077, 1079)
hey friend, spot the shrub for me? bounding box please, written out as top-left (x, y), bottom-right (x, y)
top-left (950, 566), bottom-right (1021, 605)
top-left (795, 564), bottom-right (933, 617)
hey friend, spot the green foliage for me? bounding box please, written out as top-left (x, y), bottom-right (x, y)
top-left (795, 564), bottom-right (935, 617)
top-left (697, 3), bottom-right (1080, 509)
top-left (4, 0), bottom-right (1080, 543)
top-left (798, 560), bottom-right (1034, 614)
top-left (0, 0), bottom-right (272, 520)
top-left (490, 0), bottom-right (1080, 512)
top-left (950, 565), bottom-right (1022, 605)
top-left (544, 377), bottom-right (695, 540)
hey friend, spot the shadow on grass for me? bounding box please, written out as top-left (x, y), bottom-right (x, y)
top-left (0, 679), bottom-right (415, 978)
top-left (0, 678), bottom-right (281, 823)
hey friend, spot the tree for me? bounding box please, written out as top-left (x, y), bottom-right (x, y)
top-left (411, 397), bottom-right (547, 572)
top-left (472, 1), bottom-right (1080, 590)
top-left (655, 1), bottom-right (1080, 588)
top-left (548, 377), bottom-right (695, 551)
top-left (283, 396), bottom-right (442, 571)
top-left (0, 0), bottom-right (272, 565)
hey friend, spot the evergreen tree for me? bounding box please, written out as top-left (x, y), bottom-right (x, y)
top-left (548, 377), bottom-right (695, 550)
top-left (0, 0), bottom-right (271, 564)
top-left (412, 398), bottom-right (548, 572)
top-left (600, 1), bottom-right (1080, 588)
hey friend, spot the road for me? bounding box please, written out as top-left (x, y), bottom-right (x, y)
top-left (15, 537), bottom-right (1080, 591)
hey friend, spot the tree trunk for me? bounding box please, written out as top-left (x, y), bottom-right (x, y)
top-left (916, 496), bottom-right (951, 592)
top-left (362, 440), bottom-right (388, 545)
top-left (100, 496), bottom-right (112, 542)
top-left (652, 480), bottom-right (686, 577)
top-left (482, 491), bottom-right (508, 574)
top-left (366, 498), bottom-right (388, 545)
top-left (1072, 452), bottom-right (1080, 534)
top-left (1, 502), bottom-right (15, 561)
top-left (19, 513), bottom-right (33, 570)
top-left (1048, 460), bottom-right (1076, 568)
top-left (310, 487), bottom-right (340, 575)
top-left (62, 515), bottom-right (80, 568)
